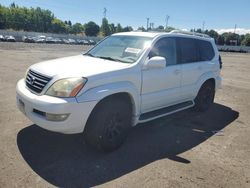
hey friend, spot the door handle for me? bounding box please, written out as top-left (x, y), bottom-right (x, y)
top-left (174, 69), bottom-right (181, 75)
top-left (198, 66), bottom-right (203, 70)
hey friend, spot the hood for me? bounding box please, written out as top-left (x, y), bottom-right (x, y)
top-left (29, 55), bottom-right (130, 78)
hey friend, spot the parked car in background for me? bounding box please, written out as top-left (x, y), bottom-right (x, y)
top-left (76, 39), bottom-right (84, 45)
top-left (82, 39), bottom-right (89, 45)
top-left (68, 38), bottom-right (76, 44)
top-left (0, 35), bottom-right (5, 41)
top-left (5, 35), bottom-right (16, 42)
top-left (88, 39), bottom-right (96, 45)
top-left (24, 36), bottom-right (36, 43)
top-left (54, 38), bottom-right (63, 44)
top-left (46, 37), bottom-right (56, 44)
top-left (35, 35), bottom-right (46, 43)
top-left (62, 39), bottom-right (70, 44)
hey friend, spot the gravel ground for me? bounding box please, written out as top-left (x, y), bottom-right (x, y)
top-left (0, 42), bottom-right (250, 188)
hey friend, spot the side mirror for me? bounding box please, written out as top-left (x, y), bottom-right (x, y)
top-left (145, 56), bottom-right (166, 69)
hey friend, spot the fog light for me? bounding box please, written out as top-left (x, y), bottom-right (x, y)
top-left (46, 113), bottom-right (70, 121)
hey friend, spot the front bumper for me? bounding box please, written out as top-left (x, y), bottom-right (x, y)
top-left (16, 79), bottom-right (97, 134)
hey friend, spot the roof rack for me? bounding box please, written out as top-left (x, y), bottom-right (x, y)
top-left (170, 30), bottom-right (211, 38)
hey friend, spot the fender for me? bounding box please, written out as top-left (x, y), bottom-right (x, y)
top-left (194, 71), bottom-right (218, 96)
top-left (76, 81), bottom-right (140, 116)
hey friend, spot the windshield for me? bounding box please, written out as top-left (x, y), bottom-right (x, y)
top-left (85, 35), bottom-right (152, 64)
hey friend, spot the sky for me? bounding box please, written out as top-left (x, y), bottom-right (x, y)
top-left (1, 0), bottom-right (250, 34)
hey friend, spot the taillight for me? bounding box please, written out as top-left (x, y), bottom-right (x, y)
top-left (219, 55), bottom-right (222, 69)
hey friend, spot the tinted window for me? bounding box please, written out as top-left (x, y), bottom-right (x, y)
top-left (178, 38), bottom-right (198, 64)
top-left (149, 37), bottom-right (177, 65)
top-left (197, 40), bottom-right (215, 61)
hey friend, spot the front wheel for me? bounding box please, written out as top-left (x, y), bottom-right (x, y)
top-left (84, 97), bottom-right (132, 152)
top-left (194, 81), bottom-right (215, 112)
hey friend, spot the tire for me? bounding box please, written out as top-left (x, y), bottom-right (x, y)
top-left (194, 81), bottom-right (215, 112)
top-left (84, 97), bottom-right (132, 152)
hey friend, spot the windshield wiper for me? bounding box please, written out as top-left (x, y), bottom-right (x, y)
top-left (96, 56), bottom-right (124, 63)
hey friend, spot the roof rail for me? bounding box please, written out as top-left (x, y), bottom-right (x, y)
top-left (170, 30), bottom-right (211, 38)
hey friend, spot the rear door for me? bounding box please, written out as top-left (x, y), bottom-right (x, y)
top-left (177, 37), bottom-right (214, 100)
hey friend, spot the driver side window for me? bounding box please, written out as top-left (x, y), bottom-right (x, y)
top-left (149, 37), bottom-right (177, 66)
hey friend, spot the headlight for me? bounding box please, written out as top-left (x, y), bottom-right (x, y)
top-left (46, 78), bottom-right (87, 97)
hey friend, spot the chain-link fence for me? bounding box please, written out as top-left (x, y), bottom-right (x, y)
top-left (0, 29), bottom-right (101, 42)
top-left (217, 45), bottom-right (250, 53)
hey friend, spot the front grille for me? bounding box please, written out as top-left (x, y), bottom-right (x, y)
top-left (25, 70), bottom-right (52, 94)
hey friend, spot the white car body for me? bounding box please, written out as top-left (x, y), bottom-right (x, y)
top-left (16, 31), bottom-right (222, 134)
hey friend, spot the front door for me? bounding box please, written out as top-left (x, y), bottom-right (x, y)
top-left (141, 37), bottom-right (182, 113)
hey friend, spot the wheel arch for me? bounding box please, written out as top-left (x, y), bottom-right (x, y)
top-left (194, 71), bottom-right (217, 97)
top-left (76, 81), bottom-right (140, 128)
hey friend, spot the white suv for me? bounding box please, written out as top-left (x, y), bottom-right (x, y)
top-left (16, 31), bottom-right (222, 151)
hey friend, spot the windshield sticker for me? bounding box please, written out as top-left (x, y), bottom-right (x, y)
top-left (125, 48), bottom-right (141, 54)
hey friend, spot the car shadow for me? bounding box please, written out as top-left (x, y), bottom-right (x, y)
top-left (17, 103), bottom-right (239, 187)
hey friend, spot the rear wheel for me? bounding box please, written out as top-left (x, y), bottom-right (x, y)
top-left (84, 96), bottom-right (132, 152)
top-left (194, 81), bottom-right (215, 112)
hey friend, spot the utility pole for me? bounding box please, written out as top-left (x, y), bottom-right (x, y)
top-left (234, 24), bottom-right (237, 34)
top-left (146, 18), bottom-right (150, 31)
top-left (150, 23), bottom-right (154, 30)
top-left (103, 7), bottom-right (107, 18)
top-left (234, 24), bottom-right (237, 46)
top-left (165, 15), bottom-right (170, 30)
top-left (202, 21), bottom-right (205, 32)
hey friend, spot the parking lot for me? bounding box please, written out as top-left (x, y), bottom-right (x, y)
top-left (0, 42), bottom-right (250, 187)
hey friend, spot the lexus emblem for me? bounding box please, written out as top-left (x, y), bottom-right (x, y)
top-left (30, 76), bottom-right (36, 85)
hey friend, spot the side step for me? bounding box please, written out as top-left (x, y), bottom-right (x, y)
top-left (139, 101), bottom-right (194, 121)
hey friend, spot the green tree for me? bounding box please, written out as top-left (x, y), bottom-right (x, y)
top-left (207, 30), bottom-right (219, 39)
top-left (221, 32), bottom-right (239, 45)
top-left (71, 23), bottom-right (84, 34)
top-left (157, 25), bottom-right (164, 30)
top-left (239, 34), bottom-right (245, 45)
top-left (84, 21), bottom-right (100, 36)
top-left (68, 20), bottom-right (72, 26)
top-left (0, 5), bottom-right (8, 29)
top-left (50, 18), bottom-right (67, 33)
top-left (196, 28), bottom-right (202, 33)
top-left (241, 34), bottom-right (250, 46)
top-left (217, 35), bottom-right (224, 45)
top-left (122, 26), bottom-right (133, 32)
top-left (109, 23), bottom-right (116, 34)
top-left (101, 17), bottom-right (111, 36)
top-left (116, 23), bottom-right (123, 32)
top-left (137, 26), bottom-right (146, 31)
top-left (165, 26), bottom-right (175, 32)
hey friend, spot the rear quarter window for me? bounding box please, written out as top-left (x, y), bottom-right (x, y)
top-left (197, 40), bottom-right (215, 61)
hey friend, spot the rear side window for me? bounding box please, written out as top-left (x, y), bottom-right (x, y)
top-left (197, 40), bottom-right (215, 61)
top-left (178, 38), bottom-right (198, 64)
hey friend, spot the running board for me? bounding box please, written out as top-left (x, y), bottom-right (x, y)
top-left (139, 101), bottom-right (194, 122)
